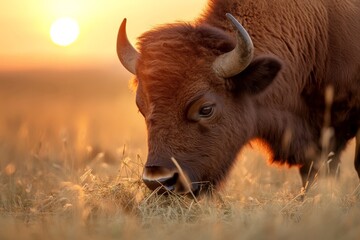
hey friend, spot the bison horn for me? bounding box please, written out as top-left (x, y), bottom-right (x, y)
top-left (212, 13), bottom-right (254, 78)
top-left (117, 18), bottom-right (139, 75)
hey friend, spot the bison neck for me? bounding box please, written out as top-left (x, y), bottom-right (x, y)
top-left (251, 107), bottom-right (317, 166)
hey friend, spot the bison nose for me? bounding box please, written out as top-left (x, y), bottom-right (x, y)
top-left (142, 166), bottom-right (191, 194)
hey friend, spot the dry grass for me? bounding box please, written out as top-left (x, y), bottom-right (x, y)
top-left (1, 69), bottom-right (360, 240)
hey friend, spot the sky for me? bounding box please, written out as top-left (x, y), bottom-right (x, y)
top-left (0, 0), bottom-right (208, 71)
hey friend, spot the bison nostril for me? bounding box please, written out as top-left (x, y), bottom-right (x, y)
top-left (142, 166), bottom-right (195, 194)
top-left (161, 172), bottom-right (178, 187)
top-left (142, 166), bottom-right (178, 192)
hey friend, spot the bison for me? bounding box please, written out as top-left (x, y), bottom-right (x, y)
top-left (116, 0), bottom-right (360, 194)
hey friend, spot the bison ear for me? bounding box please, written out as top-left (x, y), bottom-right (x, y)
top-left (230, 56), bottom-right (282, 95)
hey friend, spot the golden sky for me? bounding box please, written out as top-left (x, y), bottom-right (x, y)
top-left (0, 0), bottom-right (208, 71)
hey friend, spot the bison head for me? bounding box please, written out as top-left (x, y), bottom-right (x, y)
top-left (117, 14), bottom-right (282, 194)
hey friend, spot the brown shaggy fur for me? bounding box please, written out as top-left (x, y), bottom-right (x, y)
top-left (127, 0), bottom-right (360, 192)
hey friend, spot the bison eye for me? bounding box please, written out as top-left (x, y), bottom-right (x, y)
top-left (199, 105), bottom-right (214, 117)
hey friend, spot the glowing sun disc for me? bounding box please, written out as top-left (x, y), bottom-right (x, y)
top-left (50, 17), bottom-right (79, 46)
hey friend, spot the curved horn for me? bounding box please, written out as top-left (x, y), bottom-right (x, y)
top-left (117, 18), bottom-right (139, 75)
top-left (212, 13), bottom-right (254, 78)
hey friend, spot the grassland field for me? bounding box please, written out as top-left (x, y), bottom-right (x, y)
top-left (0, 68), bottom-right (360, 240)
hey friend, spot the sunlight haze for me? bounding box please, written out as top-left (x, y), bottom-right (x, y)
top-left (0, 0), bottom-right (208, 70)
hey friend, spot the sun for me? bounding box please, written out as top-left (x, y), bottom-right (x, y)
top-left (50, 17), bottom-right (79, 47)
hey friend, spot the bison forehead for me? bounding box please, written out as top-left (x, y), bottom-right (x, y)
top-left (135, 23), bottom-right (234, 103)
top-left (137, 23), bottom-right (235, 58)
top-left (137, 24), bottom-right (234, 76)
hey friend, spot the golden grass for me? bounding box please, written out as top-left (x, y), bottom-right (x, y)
top-left (1, 144), bottom-right (360, 240)
top-left (1, 70), bottom-right (360, 239)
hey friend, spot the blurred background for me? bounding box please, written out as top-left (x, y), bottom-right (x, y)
top-left (0, 0), bottom-right (207, 172)
top-left (1, 0), bottom-right (208, 70)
